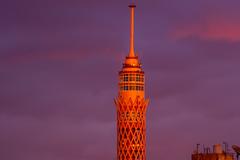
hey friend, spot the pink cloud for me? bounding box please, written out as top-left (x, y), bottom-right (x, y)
top-left (171, 17), bottom-right (240, 41)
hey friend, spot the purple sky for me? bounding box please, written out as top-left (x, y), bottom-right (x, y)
top-left (1, 0), bottom-right (240, 160)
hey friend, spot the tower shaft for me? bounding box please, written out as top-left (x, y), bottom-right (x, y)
top-left (115, 97), bottom-right (149, 160)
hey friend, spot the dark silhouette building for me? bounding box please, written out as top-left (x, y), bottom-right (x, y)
top-left (192, 144), bottom-right (234, 160)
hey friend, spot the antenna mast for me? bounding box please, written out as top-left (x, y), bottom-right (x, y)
top-left (128, 4), bottom-right (136, 57)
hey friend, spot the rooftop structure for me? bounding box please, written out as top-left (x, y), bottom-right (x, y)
top-left (192, 144), bottom-right (234, 160)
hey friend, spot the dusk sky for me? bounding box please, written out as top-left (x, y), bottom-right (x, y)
top-left (1, 0), bottom-right (240, 160)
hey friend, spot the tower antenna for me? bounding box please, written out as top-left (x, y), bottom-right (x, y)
top-left (128, 3), bottom-right (136, 57)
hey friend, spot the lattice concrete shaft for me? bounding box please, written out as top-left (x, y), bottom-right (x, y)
top-left (115, 97), bottom-right (149, 160)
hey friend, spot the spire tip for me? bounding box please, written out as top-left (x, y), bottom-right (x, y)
top-left (128, 3), bottom-right (136, 57)
top-left (128, 4), bottom-right (136, 8)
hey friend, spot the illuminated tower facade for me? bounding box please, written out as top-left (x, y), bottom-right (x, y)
top-left (114, 4), bottom-right (149, 160)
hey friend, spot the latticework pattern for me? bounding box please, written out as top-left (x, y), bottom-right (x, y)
top-left (115, 97), bottom-right (149, 160)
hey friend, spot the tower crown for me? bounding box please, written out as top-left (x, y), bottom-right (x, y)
top-left (118, 4), bottom-right (145, 100)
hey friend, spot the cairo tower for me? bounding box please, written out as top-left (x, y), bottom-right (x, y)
top-left (114, 4), bottom-right (149, 160)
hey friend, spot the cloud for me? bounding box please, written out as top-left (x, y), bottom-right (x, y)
top-left (171, 15), bottom-right (240, 42)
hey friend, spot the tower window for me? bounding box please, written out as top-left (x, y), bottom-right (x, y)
top-left (129, 74), bottom-right (133, 81)
top-left (136, 74), bottom-right (140, 81)
top-left (130, 86), bottom-right (135, 90)
top-left (121, 85), bottom-right (144, 91)
top-left (123, 74), bottom-right (129, 81)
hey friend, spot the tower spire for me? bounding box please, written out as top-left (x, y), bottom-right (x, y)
top-left (128, 4), bottom-right (136, 57)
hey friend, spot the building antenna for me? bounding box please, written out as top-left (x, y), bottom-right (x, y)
top-left (128, 3), bottom-right (136, 57)
top-left (223, 142), bottom-right (228, 153)
top-left (232, 145), bottom-right (240, 160)
top-left (196, 143), bottom-right (200, 154)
